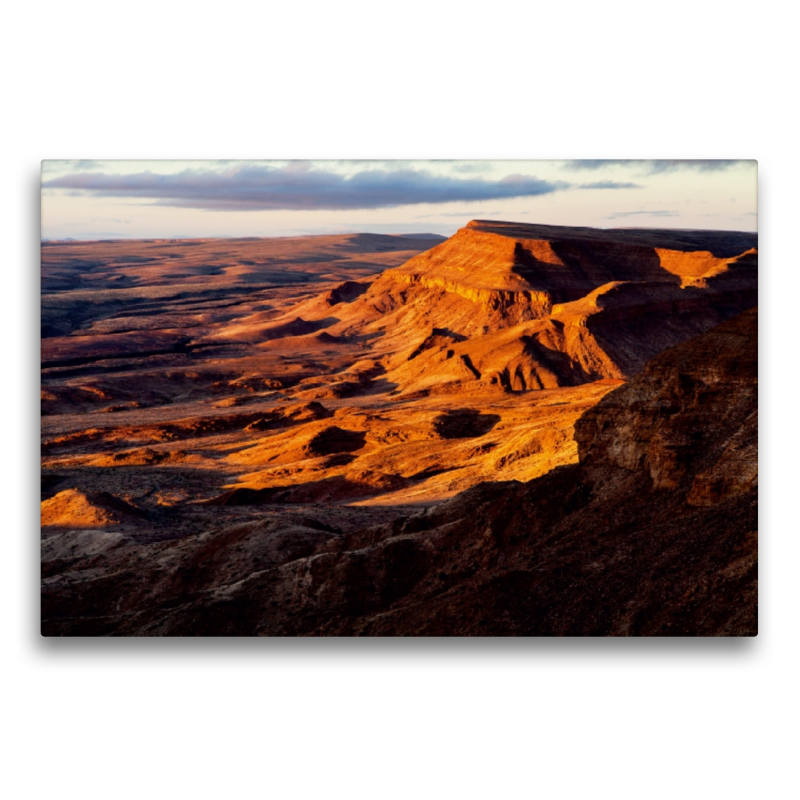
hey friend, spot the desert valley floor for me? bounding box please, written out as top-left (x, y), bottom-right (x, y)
top-left (41, 221), bottom-right (758, 635)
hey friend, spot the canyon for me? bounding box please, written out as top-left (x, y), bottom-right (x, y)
top-left (40, 221), bottom-right (758, 635)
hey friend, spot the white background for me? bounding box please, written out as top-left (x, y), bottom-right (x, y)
top-left (3, 3), bottom-right (797, 799)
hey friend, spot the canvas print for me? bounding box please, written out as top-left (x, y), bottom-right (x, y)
top-left (40, 160), bottom-right (758, 636)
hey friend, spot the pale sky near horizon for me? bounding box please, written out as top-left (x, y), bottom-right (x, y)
top-left (40, 160), bottom-right (757, 240)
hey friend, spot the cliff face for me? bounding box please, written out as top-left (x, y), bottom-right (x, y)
top-left (575, 307), bottom-right (758, 495)
top-left (42, 309), bottom-right (758, 636)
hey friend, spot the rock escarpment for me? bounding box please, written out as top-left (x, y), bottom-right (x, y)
top-left (327, 221), bottom-right (757, 396)
top-left (42, 310), bottom-right (758, 636)
top-left (575, 306), bottom-right (757, 496)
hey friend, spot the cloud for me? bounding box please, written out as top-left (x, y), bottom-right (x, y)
top-left (450, 162), bottom-right (493, 173)
top-left (565, 160), bottom-right (747, 174)
top-left (42, 163), bottom-right (569, 211)
top-left (579, 180), bottom-right (642, 189)
top-left (414, 210), bottom-right (505, 219)
top-left (42, 159), bottom-right (102, 175)
top-left (606, 210), bottom-right (679, 218)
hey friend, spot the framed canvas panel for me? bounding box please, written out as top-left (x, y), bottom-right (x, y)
top-left (40, 159), bottom-right (758, 636)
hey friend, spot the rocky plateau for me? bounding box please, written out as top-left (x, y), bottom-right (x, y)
top-left (41, 222), bottom-right (758, 635)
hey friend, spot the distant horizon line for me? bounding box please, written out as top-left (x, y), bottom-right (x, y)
top-left (40, 221), bottom-right (758, 243)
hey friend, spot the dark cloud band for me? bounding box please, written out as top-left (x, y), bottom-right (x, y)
top-left (579, 180), bottom-right (642, 189)
top-left (43, 163), bottom-right (572, 211)
top-left (606, 210), bottom-right (678, 218)
top-left (565, 160), bottom-right (749, 174)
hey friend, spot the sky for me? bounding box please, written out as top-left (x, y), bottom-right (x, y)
top-left (40, 160), bottom-right (758, 240)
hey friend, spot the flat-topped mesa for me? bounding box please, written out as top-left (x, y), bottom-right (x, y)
top-left (465, 220), bottom-right (758, 258)
top-left (377, 222), bottom-right (757, 319)
top-left (331, 221), bottom-right (757, 392)
top-left (381, 224), bottom-right (671, 310)
top-left (467, 219), bottom-right (757, 290)
top-left (372, 227), bottom-right (560, 329)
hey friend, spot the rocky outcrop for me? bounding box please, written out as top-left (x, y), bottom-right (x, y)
top-left (324, 280), bottom-right (370, 305)
top-left (575, 307), bottom-right (757, 493)
top-left (41, 489), bottom-right (144, 528)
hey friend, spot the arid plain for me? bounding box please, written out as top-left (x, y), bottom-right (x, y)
top-left (41, 221), bottom-right (758, 635)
